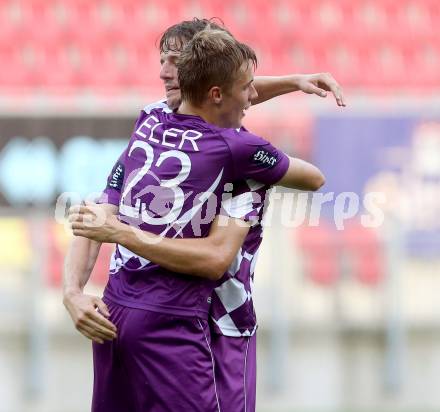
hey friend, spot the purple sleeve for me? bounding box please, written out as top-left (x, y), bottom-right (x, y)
top-left (97, 110), bottom-right (149, 205)
top-left (224, 130), bottom-right (290, 186)
top-left (97, 148), bottom-right (127, 206)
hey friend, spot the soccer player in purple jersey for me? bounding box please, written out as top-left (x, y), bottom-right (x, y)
top-left (64, 19), bottom-right (344, 412)
top-left (67, 29), bottom-right (327, 411)
top-left (64, 18), bottom-right (343, 342)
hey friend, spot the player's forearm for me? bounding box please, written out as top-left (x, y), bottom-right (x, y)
top-left (252, 75), bottom-right (303, 105)
top-left (115, 224), bottom-right (226, 280)
top-left (63, 236), bottom-right (102, 298)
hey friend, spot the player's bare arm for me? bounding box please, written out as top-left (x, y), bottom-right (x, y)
top-left (69, 205), bottom-right (250, 281)
top-left (276, 156), bottom-right (325, 191)
top-left (68, 203), bottom-right (250, 281)
top-left (253, 73), bottom-right (346, 107)
top-left (63, 204), bottom-right (118, 344)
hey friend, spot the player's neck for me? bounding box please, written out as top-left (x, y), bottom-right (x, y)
top-left (178, 101), bottom-right (222, 128)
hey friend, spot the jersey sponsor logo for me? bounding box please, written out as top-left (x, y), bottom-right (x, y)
top-left (108, 162), bottom-right (125, 190)
top-left (251, 147), bottom-right (278, 168)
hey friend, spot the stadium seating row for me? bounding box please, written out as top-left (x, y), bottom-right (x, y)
top-left (296, 221), bottom-right (383, 286)
top-left (0, 0), bottom-right (439, 91)
top-left (1, 39), bottom-right (438, 90)
top-left (2, 0), bottom-right (439, 33)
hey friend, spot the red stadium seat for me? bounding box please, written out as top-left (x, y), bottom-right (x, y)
top-left (125, 0), bottom-right (184, 32)
top-left (340, 220), bottom-right (383, 286)
top-left (271, 0), bottom-right (310, 36)
top-left (83, 38), bottom-right (156, 90)
top-left (0, 0), bottom-right (31, 47)
top-left (352, 0), bottom-right (390, 39)
top-left (273, 31), bottom-right (322, 74)
top-left (354, 38), bottom-right (408, 91)
top-left (199, 0), bottom-right (229, 26)
top-left (296, 222), bottom-right (339, 286)
top-left (41, 38), bottom-right (90, 89)
top-left (306, 0), bottom-right (346, 35)
top-left (307, 33), bottom-right (362, 88)
top-left (296, 219), bottom-right (383, 287)
top-left (395, 1), bottom-right (434, 38)
top-left (406, 39), bottom-right (440, 90)
top-left (0, 41), bottom-right (43, 88)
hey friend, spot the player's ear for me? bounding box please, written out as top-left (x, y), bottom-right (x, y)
top-left (208, 86), bottom-right (222, 104)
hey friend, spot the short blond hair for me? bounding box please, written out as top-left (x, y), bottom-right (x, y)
top-left (177, 28), bottom-right (257, 106)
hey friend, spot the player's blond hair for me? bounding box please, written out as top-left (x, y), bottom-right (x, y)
top-left (177, 28), bottom-right (257, 106)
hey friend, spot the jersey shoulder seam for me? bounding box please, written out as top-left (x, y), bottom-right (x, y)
top-left (142, 99), bottom-right (171, 114)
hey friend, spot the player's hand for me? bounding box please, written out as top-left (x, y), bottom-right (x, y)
top-left (296, 73), bottom-right (346, 107)
top-left (68, 202), bottom-right (121, 243)
top-left (63, 291), bottom-right (117, 344)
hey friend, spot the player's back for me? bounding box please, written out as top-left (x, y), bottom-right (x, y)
top-left (105, 107), bottom-right (237, 318)
top-left (103, 106), bottom-right (289, 318)
top-left (119, 108), bottom-right (233, 237)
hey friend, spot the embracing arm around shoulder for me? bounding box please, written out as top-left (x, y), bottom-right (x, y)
top-left (116, 216), bottom-right (250, 281)
top-left (69, 204), bottom-right (250, 281)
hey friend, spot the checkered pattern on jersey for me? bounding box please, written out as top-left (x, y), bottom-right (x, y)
top-left (211, 179), bottom-right (270, 337)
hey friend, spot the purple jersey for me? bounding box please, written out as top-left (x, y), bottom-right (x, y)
top-left (100, 104), bottom-right (289, 319)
